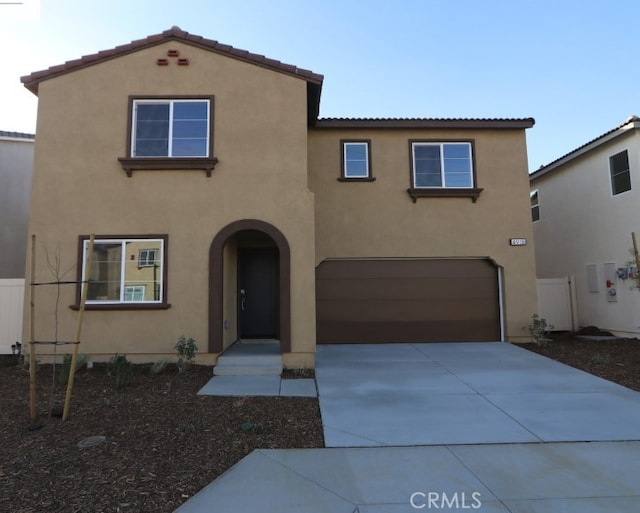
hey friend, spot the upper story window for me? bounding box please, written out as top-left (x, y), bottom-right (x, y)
top-left (77, 236), bottom-right (169, 309)
top-left (138, 248), bottom-right (159, 268)
top-left (530, 190), bottom-right (540, 222)
top-left (118, 96), bottom-right (218, 177)
top-left (340, 140), bottom-right (374, 181)
top-left (610, 150), bottom-right (631, 195)
top-left (132, 99), bottom-right (209, 157)
top-left (412, 142), bottom-right (473, 188)
top-left (408, 141), bottom-right (482, 202)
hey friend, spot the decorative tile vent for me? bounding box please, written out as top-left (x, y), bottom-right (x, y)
top-left (156, 49), bottom-right (189, 66)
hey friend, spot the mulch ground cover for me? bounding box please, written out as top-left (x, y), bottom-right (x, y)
top-left (0, 361), bottom-right (324, 513)
top-left (2, 332), bottom-right (639, 512)
top-left (518, 330), bottom-right (640, 392)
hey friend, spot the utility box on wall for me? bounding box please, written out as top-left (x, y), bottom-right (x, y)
top-left (604, 263), bottom-right (618, 303)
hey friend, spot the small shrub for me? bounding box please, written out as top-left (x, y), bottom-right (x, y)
top-left (58, 353), bottom-right (89, 385)
top-left (175, 336), bottom-right (198, 372)
top-left (150, 359), bottom-right (170, 375)
top-left (523, 314), bottom-right (554, 347)
top-left (108, 354), bottom-right (133, 389)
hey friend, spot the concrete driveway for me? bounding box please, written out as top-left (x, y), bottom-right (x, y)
top-left (316, 342), bottom-right (640, 446)
top-left (177, 342), bottom-right (640, 512)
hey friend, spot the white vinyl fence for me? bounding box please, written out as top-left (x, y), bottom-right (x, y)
top-left (0, 279), bottom-right (25, 353)
top-left (536, 277), bottom-right (576, 332)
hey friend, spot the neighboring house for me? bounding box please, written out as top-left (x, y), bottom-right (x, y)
top-left (530, 115), bottom-right (640, 337)
top-left (21, 27), bottom-right (537, 367)
top-left (0, 131), bottom-right (34, 278)
top-left (0, 130), bottom-right (34, 353)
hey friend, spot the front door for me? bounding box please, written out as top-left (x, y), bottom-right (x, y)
top-left (238, 248), bottom-right (278, 338)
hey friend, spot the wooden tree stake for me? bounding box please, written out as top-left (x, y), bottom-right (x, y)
top-left (62, 234), bottom-right (94, 421)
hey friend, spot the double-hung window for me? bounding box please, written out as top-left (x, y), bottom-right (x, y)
top-left (340, 140), bottom-right (373, 180)
top-left (79, 236), bottom-right (167, 306)
top-left (132, 99), bottom-right (210, 157)
top-left (610, 150), bottom-right (631, 195)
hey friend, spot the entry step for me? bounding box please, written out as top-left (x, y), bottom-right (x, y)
top-left (214, 341), bottom-right (283, 376)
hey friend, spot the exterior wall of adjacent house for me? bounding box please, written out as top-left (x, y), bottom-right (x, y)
top-left (25, 41), bottom-right (317, 366)
top-left (0, 134), bottom-right (34, 278)
top-left (309, 128), bottom-right (538, 342)
top-left (531, 128), bottom-right (640, 337)
top-left (0, 133), bottom-right (33, 353)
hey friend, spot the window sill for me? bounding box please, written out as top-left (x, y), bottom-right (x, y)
top-left (70, 303), bottom-right (172, 311)
top-left (337, 177), bottom-right (377, 182)
top-left (407, 187), bottom-right (483, 203)
top-left (118, 157), bottom-right (219, 177)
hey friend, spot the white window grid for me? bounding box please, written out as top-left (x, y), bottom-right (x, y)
top-left (132, 99), bottom-right (210, 158)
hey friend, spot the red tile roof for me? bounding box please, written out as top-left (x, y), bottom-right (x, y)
top-left (21, 26), bottom-right (324, 95)
top-left (315, 118), bottom-right (535, 129)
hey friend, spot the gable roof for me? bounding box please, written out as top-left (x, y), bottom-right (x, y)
top-left (530, 115), bottom-right (640, 182)
top-left (21, 26), bottom-right (324, 121)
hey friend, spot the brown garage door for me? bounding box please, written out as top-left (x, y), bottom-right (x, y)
top-left (316, 259), bottom-right (500, 343)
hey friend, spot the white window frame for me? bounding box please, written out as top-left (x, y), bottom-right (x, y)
top-left (124, 285), bottom-right (146, 302)
top-left (82, 238), bottom-right (164, 304)
top-left (411, 142), bottom-right (474, 189)
top-left (342, 141), bottom-right (371, 179)
top-left (131, 99), bottom-right (210, 158)
top-left (138, 249), bottom-right (158, 268)
top-left (530, 190), bottom-right (540, 222)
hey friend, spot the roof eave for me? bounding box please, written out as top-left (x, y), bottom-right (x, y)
top-left (313, 118), bottom-right (535, 129)
top-left (530, 119), bottom-right (640, 182)
top-left (21, 27), bottom-right (324, 96)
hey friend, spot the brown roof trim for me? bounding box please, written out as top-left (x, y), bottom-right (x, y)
top-left (314, 118), bottom-right (535, 129)
top-left (530, 115), bottom-right (640, 181)
top-left (21, 26), bottom-right (324, 95)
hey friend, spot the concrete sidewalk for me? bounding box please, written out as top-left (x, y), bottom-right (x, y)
top-left (176, 442), bottom-right (640, 512)
top-left (179, 342), bottom-right (640, 512)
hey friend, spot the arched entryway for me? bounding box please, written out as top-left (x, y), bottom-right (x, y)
top-left (209, 220), bottom-right (291, 354)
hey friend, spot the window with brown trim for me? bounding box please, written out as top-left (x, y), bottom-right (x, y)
top-left (118, 96), bottom-right (218, 176)
top-left (339, 140), bottom-right (375, 181)
top-left (74, 235), bottom-right (170, 310)
top-left (408, 140), bottom-right (483, 202)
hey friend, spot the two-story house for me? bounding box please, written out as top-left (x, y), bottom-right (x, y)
top-left (21, 27), bottom-right (537, 367)
top-left (530, 116), bottom-right (640, 337)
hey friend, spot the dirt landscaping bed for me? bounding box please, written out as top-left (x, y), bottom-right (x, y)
top-left (0, 361), bottom-right (323, 513)
top-left (517, 331), bottom-right (640, 392)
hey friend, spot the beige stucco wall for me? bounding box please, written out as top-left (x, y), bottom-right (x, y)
top-left (25, 41), bottom-right (316, 366)
top-left (531, 130), bottom-right (640, 336)
top-left (309, 128), bottom-right (538, 342)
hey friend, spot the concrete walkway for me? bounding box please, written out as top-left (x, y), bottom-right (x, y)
top-left (180, 342), bottom-right (640, 512)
